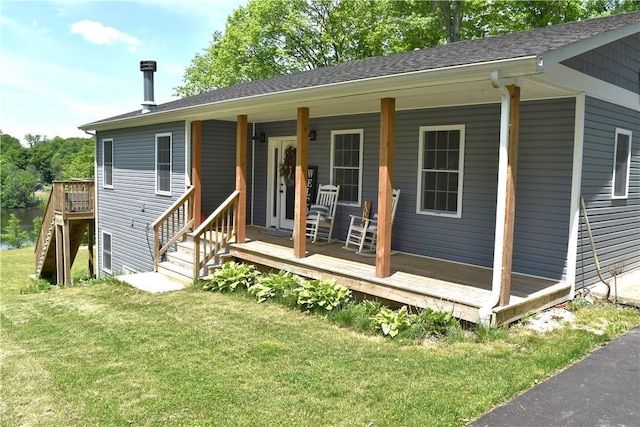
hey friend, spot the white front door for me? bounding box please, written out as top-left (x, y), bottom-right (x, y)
top-left (267, 137), bottom-right (297, 230)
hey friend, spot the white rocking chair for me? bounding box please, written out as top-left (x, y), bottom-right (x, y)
top-left (305, 184), bottom-right (340, 243)
top-left (343, 189), bottom-right (400, 254)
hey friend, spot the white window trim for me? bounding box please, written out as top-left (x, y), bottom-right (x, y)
top-left (155, 132), bottom-right (172, 196)
top-left (416, 124), bottom-right (465, 219)
top-left (102, 231), bottom-right (112, 274)
top-left (102, 138), bottom-right (114, 189)
top-left (330, 129), bottom-right (364, 207)
top-left (611, 128), bottom-right (632, 199)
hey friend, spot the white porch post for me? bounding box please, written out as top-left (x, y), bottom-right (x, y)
top-left (566, 93), bottom-right (586, 298)
top-left (481, 72), bottom-right (511, 324)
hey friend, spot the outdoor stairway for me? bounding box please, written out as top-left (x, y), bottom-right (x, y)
top-left (153, 189), bottom-right (239, 285)
top-left (37, 219), bottom-right (91, 281)
top-left (157, 233), bottom-right (232, 284)
top-left (34, 180), bottom-right (95, 285)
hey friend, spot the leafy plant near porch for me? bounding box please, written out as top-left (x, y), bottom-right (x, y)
top-left (248, 270), bottom-right (300, 303)
top-left (372, 306), bottom-right (415, 337)
top-left (293, 279), bottom-right (352, 312)
top-left (202, 261), bottom-right (260, 292)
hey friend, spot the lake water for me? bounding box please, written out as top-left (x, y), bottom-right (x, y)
top-left (0, 206), bottom-right (44, 250)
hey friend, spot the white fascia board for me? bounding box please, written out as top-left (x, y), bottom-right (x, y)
top-left (81, 56), bottom-right (539, 132)
top-left (531, 64), bottom-right (639, 110)
top-left (536, 21), bottom-right (639, 70)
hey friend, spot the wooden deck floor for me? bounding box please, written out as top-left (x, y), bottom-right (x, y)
top-left (228, 227), bottom-right (571, 324)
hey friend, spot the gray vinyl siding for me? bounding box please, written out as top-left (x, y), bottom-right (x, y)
top-left (561, 34), bottom-right (640, 94)
top-left (578, 97), bottom-right (640, 288)
top-left (96, 121), bottom-right (186, 275)
top-left (250, 99), bottom-right (574, 280)
top-left (200, 120), bottom-right (238, 216)
top-left (513, 99), bottom-right (574, 279)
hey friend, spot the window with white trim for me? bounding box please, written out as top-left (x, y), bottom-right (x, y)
top-left (612, 128), bottom-right (632, 199)
top-left (330, 129), bottom-right (363, 205)
top-left (155, 133), bottom-right (172, 195)
top-left (102, 231), bottom-right (112, 273)
top-left (103, 138), bottom-right (113, 188)
top-left (417, 125), bottom-right (465, 218)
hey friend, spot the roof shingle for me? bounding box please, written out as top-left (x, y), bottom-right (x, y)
top-left (86, 11), bottom-right (640, 126)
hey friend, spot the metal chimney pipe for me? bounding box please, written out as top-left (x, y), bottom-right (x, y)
top-left (140, 60), bottom-right (157, 113)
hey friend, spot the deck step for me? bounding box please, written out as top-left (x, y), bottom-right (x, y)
top-left (157, 261), bottom-right (195, 285)
top-left (165, 250), bottom-right (196, 269)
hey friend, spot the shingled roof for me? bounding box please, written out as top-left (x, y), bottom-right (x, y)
top-left (84, 11), bottom-right (640, 127)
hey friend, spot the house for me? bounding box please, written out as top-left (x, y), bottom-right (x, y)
top-left (77, 12), bottom-right (640, 325)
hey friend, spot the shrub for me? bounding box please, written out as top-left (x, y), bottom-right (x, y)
top-left (293, 279), bottom-right (352, 311)
top-left (372, 306), bottom-right (415, 338)
top-left (248, 270), bottom-right (300, 303)
top-left (202, 262), bottom-right (259, 292)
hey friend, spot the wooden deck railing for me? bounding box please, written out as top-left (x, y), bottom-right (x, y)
top-left (153, 186), bottom-right (195, 271)
top-left (192, 190), bottom-right (239, 280)
top-left (34, 180), bottom-right (95, 273)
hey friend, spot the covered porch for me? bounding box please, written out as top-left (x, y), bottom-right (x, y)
top-left (170, 62), bottom-right (582, 325)
top-left (229, 227), bottom-right (571, 326)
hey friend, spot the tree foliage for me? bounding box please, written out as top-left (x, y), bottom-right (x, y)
top-left (176, 0), bottom-right (639, 97)
top-left (1, 213), bottom-right (30, 249)
top-left (0, 133), bottom-right (94, 209)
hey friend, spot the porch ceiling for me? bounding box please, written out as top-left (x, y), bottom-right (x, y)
top-left (204, 76), bottom-right (577, 123)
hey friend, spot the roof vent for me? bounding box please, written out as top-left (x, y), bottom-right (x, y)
top-left (140, 60), bottom-right (157, 113)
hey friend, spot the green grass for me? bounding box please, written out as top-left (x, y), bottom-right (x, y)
top-left (2, 248), bottom-right (639, 426)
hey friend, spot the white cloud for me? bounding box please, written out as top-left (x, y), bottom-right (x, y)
top-left (70, 20), bottom-right (141, 52)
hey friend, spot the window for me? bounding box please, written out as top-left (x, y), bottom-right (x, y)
top-left (102, 231), bottom-right (112, 273)
top-left (417, 125), bottom-right (465, 218)
top-left (156, 133), bottom-right (172, 195)
top-left (330, 129), bottom-right (363, 205)
top-left (103, 138), bottom-right (113, 188)
top-left (612, 128), bottom-right (632, 199)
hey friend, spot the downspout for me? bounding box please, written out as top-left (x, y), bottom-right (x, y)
top-left (83, 129), bottom-right (99, 277)
top-left (479, 71), bottom-right (511, 325)
top-left (251, 122), bottom-right (256, 226)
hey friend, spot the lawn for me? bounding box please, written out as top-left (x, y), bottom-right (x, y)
top-left (1, 247), bottom-right (639, 426)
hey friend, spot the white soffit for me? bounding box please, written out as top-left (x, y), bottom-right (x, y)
top-left (530, 64), bottom-right (639, 110)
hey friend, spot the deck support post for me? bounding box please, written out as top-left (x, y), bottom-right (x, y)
top-left (376, 98), bottom-right (395, 278)
top-left (192, 121), bottom-right (202, 228)
top-left (236, 115), bottom-right (248, 244)
top-left (499, 85), bottom-right (521, 306)
top-left (55, 220), bottom-right (64, 285)
top-left (87, 221), bottom-right (94, 278)
top-left (63, 220), bottom-right (71, 285)
top-left (294, 107), bottom-right (309, 259)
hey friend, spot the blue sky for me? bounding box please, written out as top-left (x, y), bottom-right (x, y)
top-left (0, 0), bottom-right (247, 144)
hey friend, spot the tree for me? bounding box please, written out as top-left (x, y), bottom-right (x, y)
top-left (176, 0), bottom-right (401, 96)
top-left (176, 0), bottom-right (639, 97)
top-left (0, 133), bottom-right (27, 169)
top-left (63, 140), bottom-right (95, 179)
top-left (1, 214), bottom-right (30, 249)
top-left (1, 166), bottom-right (38, 208)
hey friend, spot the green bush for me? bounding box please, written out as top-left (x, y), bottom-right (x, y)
top-left (372, 306), bottom-right (415, 338)
top-left (202, 262), bottom-right (259, 292)
top-left (293, 279), bottom-right (352, 312)
top-left (248, 270), bottom-right (300, 303)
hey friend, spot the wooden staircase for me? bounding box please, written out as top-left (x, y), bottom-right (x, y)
top-left (153, 189), bottom-right (239, 284)
top-left (35, 180), bottom-right (95, 284)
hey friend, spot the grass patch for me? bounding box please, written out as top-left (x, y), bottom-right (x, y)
top-left (2, 248), bottom-right (639, 426)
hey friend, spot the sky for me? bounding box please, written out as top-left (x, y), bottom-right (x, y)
top-left (0, 0), bottom-right (247, 144)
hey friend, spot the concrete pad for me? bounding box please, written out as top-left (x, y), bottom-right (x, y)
top-left (117, 272), bottom-right (186, 293)
top-left (590, 268), bottom-right (640, 306)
